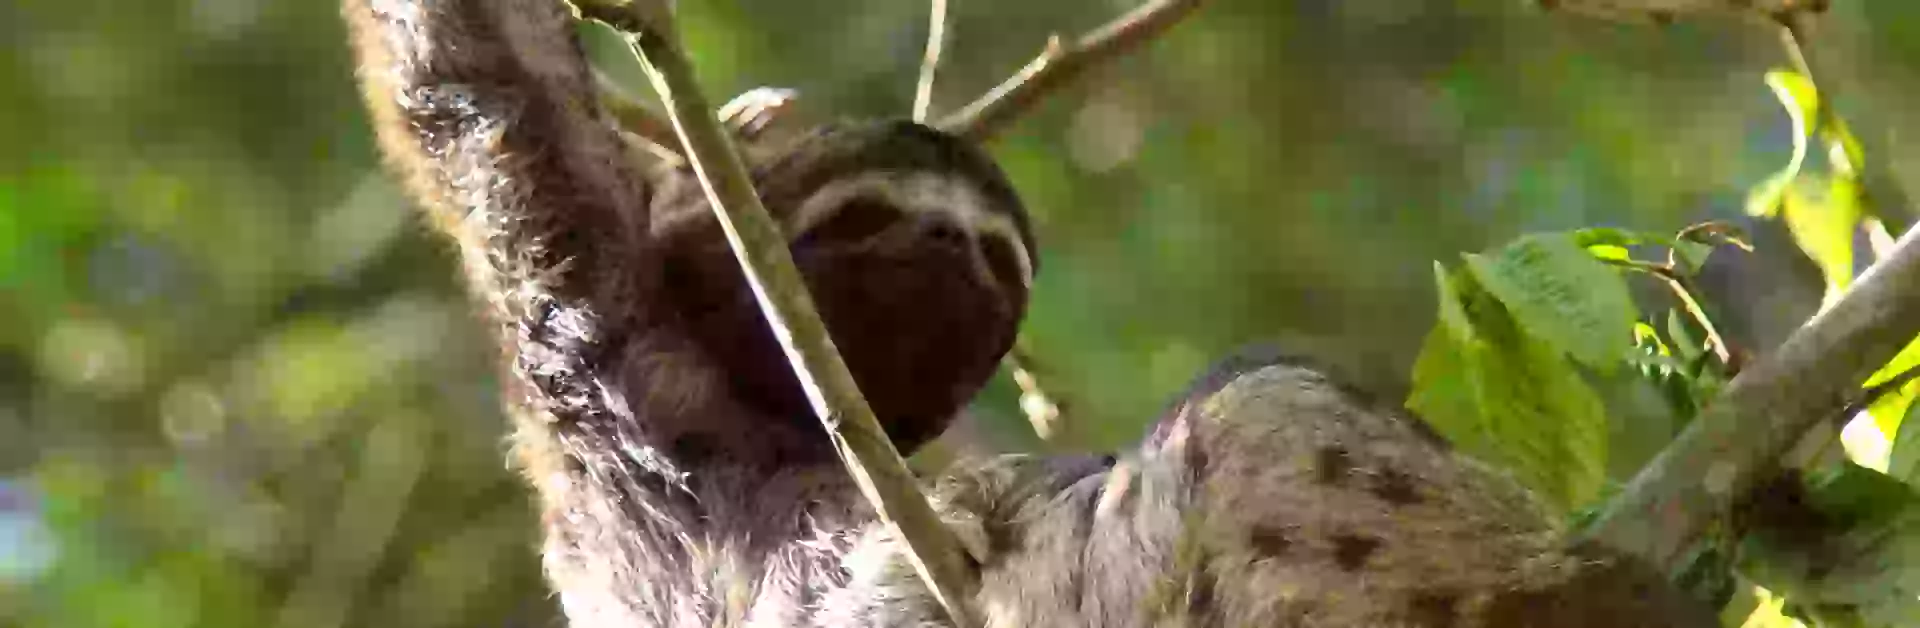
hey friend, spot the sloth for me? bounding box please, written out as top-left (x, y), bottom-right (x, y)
top-left (342, 0), bottom-right (1717, 626)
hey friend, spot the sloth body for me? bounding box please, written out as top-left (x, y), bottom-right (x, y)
top-left (343, 1), bottom-right (1713, 626)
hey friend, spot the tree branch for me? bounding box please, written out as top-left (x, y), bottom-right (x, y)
top-left (595, 70), bottom-right (683, 153)
top-left (1005, 342), bottom-right (1066, 444)
top-left (570, 2), bottom-right (980, 625)
top-left (1581, 223), bottom-right (1920, 572)
top-left (935, 0), bottom-right (1202, 142)
top-left (912, 0), bottom-right (949, 123)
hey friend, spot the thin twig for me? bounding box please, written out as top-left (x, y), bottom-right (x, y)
top-left (570, 3), bottom-right (980, 625)
top-left (1601, 258), bottom-right (1739, 372)
top-left (935, 0), bottom-right (1202, 142)
top-left (1580, 223), bottom-right (1920, 573)
top-left (1846, 363), bottom-right (1920, 420)
top-left (1785, 360), bottom-right (1920, 471)
top-left (1004, 343), bottom-right (1065, 444)
top-left (912, 0), bottom-right (949, 123)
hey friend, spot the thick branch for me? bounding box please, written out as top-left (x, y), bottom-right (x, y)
top-left (572, 3), bottom-right (980, 625)
top-left (1581, 224), bottom-right (1920, 571)
top-left (935, 0), bottom-right (1201, 142)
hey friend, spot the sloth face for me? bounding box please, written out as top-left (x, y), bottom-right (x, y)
top-left (657, 120), bottom-right (1036, 458)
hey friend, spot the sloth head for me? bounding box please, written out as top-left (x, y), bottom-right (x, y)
top-left (659, 120), bottom-right (1036, 459)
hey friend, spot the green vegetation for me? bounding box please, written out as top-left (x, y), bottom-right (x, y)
top-left (3, 1), bottom-right (1918, 626)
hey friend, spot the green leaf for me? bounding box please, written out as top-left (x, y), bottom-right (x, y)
top-left (1431, 261), bottom-right (1475, 345)
top-left (1615, 317), bottom-right (1698, 459)
top-left (1571, 227), bottom-right (1649, 249)
top-left (1880, 337), bottom-right (1920, 486)
top-left (1824, 116), bottom-right (1869, 176)
top-left (1670, 239), bottom-right (1716, 274)
top-left (1409, 326), bottom-right (1495, 456)
top-left (1632, 322), bottom-right (1668, 357)
top-left (1408, 264), bottom-right (1610, 511)
top-left (1767, 69), bottom-right (1821, 139)
top-left (1737, 467), bottom-right (1920, 628)
top-left (1464, 233), bottom-right (1639, 372)
top-left (1586, 244), bottom-right (1631, 263)
top-left (1411, 266), bottom-right (1496, 456)
top-left (1624, 351), bottom-right (1687, 376)
top-left (1892, 402), bottom-right (1920, 487)
top-left (1627, 321), bottom-right (1684, 379)
top-left (1666, 309), bottom-right (1703, 367)
top-left (1782, 174), bottom-right (1863, 305)
top-left (1864, 337), bottom-right (1920, 439)
top-left (1747, 69), bottom-right (1818, 218)
top-left (1805, 463), bottom-right (1918, 526)
top-left (1477, 332), bottom-right (1610, 511)
top-left (1748, 170), bottom-right (1796, 219)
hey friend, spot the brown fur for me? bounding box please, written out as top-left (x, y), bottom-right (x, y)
top-left (342, 2), bottom-right (1716, 626)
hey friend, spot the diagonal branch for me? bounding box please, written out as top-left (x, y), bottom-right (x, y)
top-left (1581, 223), bottom-right (1920, 573)
top-left (569, 2), bottom-right (980, 626)
top-left (595, 69), bottom-right (683, 152)
top-left (935, 0), bottom-right (1202, 142)
top-left (1600, 257), bottom-right (1740, 372)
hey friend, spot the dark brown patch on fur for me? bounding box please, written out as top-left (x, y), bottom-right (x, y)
top-left (1315, 447), bottom-right (1353, 485)
top-left (672, 433), bottom-right (718, 466)
top-left (1249, 525), bottom-right (1294, 558)
top-left (1371, 467), bottom-right (1423, 505)
top-left (1330, 533), bottom-right (1381, 571)
top-left (1408, 590), bottom-right (1460, 628)
top-left (1185, 564), bottom-right (1218, 624)
top-left (1483, 542), bottom-right (1721, 628)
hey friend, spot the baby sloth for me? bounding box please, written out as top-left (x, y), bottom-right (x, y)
top-left (344, 0), bottom-right (1715, 626)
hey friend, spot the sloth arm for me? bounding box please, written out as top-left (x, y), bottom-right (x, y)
top-left (344, 2), bottom-right (853, 626)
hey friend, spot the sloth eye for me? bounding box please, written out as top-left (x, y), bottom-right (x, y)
top-left (800, 197), bottom-right (899, 246)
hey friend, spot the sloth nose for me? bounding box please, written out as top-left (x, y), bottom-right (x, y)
top-left (911, 214), bottom-right (1014, 292)
top-left (922, 218), bottom-right (970, 251)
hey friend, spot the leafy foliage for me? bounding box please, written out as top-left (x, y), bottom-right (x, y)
top-left (1405, 67), bottom-right (1919, 627)
top-left (1736, 465), bottom-right (1920, 626)
top-left (6, 2), bottom-right (1920, 628)
top-left (1411, 235), bottom-right (1619, 511)
top-left (1464, 233), bottom-right (1640, 371)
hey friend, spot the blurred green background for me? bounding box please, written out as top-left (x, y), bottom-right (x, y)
top-left (3, 1), bottom-right (1918, 626)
